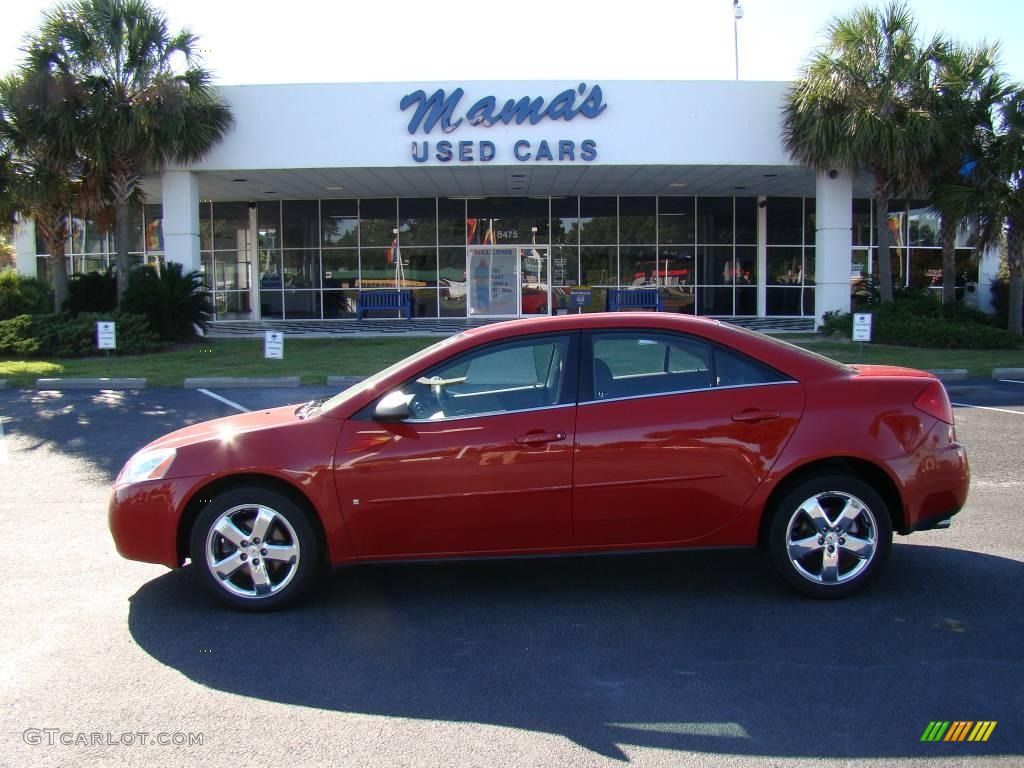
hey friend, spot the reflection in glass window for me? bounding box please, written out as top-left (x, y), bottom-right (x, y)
top-left (438, 198), bottom-right (466, 245)
top-left (399, 335), bottom-right (572, 419)
top-left (579, 197), bottom-right (617, 244)
top-left (551, 197), bottom-right (579, 245)
top-left (282, 200), bottom-right (318, 250)
top-left (360, 198), bottom-right (397, 247)
top-left (618, 197), bottom-right (656, 244)
top-left (212, 202), bottom-right (248, 251)
top-left (321, 200), bottom-right (359, 247)
top-left (590, 332), bottom-right (711, 400)
top-left (697, 197), bottom-right (733, 244)
top-left (713, 346), bottom-right (787, 387)
top-left (766, 198), bottom-right (803, 245)
top-left (399, 198), bottom-right (438, 246)
top-left (581, 247), bottom-right (616, 286)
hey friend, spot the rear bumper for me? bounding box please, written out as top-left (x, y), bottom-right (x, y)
top-left (887, 428), bottom-right (969, 535)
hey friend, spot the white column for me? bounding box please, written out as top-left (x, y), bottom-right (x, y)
top-left (814, 170), bottom-right (853, 326)
top-left (976, 243), bottom-right (1000, 314)
top-left (161, 171), bottom-right (200, 272)
top-left (13, 215), bottom-right (37, 277)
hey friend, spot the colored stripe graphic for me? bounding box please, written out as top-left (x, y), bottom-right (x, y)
top-left (921, 721), bottom-right (996, 742)
top-left (921, 721), bottom-right (950, 741)
top-left (945, 721), bottom-right (972, 741)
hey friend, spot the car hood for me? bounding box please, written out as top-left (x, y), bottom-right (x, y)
top-left (144, 404), bottom-right (304, 452)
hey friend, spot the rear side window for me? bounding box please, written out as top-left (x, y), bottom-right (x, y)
top-left (713, 346), bottom-right (788, 387)
top-left (590, 332), bottom-right (712, 400)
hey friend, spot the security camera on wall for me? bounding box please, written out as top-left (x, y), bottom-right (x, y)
top-left (757, 200), bottom-right (768, 209)
top-left (828, 169), bottom-right (839, 179)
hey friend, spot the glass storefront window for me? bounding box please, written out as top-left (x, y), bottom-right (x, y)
top-left (401, 247), bottom-right (438, 287)
top-left (551, 245), bottom-right (579, 288)
top-left (551, 197), bottom-right (579, 245)
top-left (695, 245), bottom-right (733, 285)
top-left (283, 290), bottom-right (321, 319)
top-left (212, 202), bottom-right (248, 251)
top-left (697, 197), bottom-right (733, 244)
top-left (579, 197), bottom-right (617, 245)
top-left (321, 200), bottom-right (358, 247)
top-left (411, 288), bottom-right (439, 317)
top-left (258, 202), bottom-right (280, 251)
top-left (322, 249), bottom-right (359, 288)
top-left (767, 247), bottom-right (805, 285)
top-left (360, 198), bottom-right (397, 247)
top-left (618, 197), bottom-right (656, 244)
top-left (766, 198), bottom-right (803, 245)
top-left (282, 200), bottom-right (318, 250)
top-left (199, 202), bottom-right (212, 251)
top-left (438, 198), bottom-right (466, 245)
top-left (283, 249), bottom-right (321, 289)
top-left (658, 196), bottom-right (695, 245)
top-left (908, 206), bottom-right (940, 246)
top-left (735, 198), bottom-right (757, 245)
top-left (619, 246), bottom-right (657, 287)
top-left (323, 290), bottom-right (358, 319)
top-left (853, 199), bottom-right (872, 246)
top-left (399, 198), bottom-right (438, 246)
top-left (359, 247), bottom-right (394, 287)
top-left (144, 204), bottom-right (164, 252)
top-left (581, 246), bottom-right (616, 286)
top-left (735, 246), bottom-right (756, 285)
top-left (467, 198), bottom-right (549, 245)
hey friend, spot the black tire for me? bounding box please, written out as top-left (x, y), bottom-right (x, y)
top-left (765, 474), bottom-right (892, 598)
top-left (189, 486), bottom-right (321, 611)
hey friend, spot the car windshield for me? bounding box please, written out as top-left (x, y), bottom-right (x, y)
top-left (726, 324), bottom-right (856, 374)
top-left (319, 333), bottom-right (467, 414)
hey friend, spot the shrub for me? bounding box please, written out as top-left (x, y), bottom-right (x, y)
top-left (0, 269), bottom-right (54, 319)
top-left (122, 263), bottom-right (211, 342)
top-left (820, 295), bottom-right (1021, 350)
top-left (64, 268), bottom-right (118, 314)
top-left (0, 311), bottom-right (163, 357)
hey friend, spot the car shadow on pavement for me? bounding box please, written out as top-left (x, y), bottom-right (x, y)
top-left (127, 544), bottom-right (1023, 761)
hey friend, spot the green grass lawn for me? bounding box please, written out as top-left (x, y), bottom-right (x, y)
top-left (1, 335), bottom-right (1022, 388)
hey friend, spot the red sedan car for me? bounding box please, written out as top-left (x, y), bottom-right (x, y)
top-left (109, 313), bottom-right (969, 610)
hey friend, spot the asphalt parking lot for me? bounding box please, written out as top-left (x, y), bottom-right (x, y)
top-left (0, 380), bottom-right (1021, 767)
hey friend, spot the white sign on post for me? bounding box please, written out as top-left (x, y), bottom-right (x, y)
top-left (264, 331), bottom-right (284, 359)
top-left (96, 321), bottom-right (116, 350)
top-left (852, 313), bottom-right (873, 342)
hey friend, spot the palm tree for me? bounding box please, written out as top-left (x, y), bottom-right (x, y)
top-left (28, 0), bottom-right (233, 301)
top-left (927, 43), bottom-right (1005, 305)
top-left (0, 68), bottom-right (86, 311)
top-left (783, 1), bottom-right (946, 303)
top-left (936, 87), bottom-right (1024, 334)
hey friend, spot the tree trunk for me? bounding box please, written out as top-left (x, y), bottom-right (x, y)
top-left (110, 159), bottom-right (140, 305)
top-left (115, 197), bottom-right (130, 301)
top-left (35, 206), bottom-right (69, 312)
top-left (873, 188), bottom-right (894, 303)
top-left (1007, 223), bottom-right (1024, 336)
top-left (939, 213), bottom-right (957, 305)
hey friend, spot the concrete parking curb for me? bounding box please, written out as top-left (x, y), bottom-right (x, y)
top-left (35, 378), bottom-right (148, 390)
top-left (184, 376), bottom-right (301, 388)
top-left (927, 369), bottom-right (969, 381)
top-left (326, 376), bottom-right (366, 388)
top-left (992, 368), bottom-right (1024, 380)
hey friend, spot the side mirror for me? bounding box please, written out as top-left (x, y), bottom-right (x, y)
top-left (373, 390), bottom-right (411, 422)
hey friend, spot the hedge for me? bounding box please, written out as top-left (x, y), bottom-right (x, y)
top-left (0, 311), bottom-right (165, 357)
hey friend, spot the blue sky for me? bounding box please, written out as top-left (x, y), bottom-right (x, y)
top-left (2, 0), bottom-right (1021, 85)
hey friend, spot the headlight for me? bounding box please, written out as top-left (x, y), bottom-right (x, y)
top-left (118, 447), bottom-right (177, 485)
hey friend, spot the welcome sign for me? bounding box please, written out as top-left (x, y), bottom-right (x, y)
top-left (401, 83), bottom-right (605, 164)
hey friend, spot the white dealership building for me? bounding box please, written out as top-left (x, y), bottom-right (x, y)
top-left (11, 80), bottom-right (997, 326)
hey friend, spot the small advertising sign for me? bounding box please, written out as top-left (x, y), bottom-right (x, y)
top-left (570, 287), bottom-right (593, 308)
top-left (96, 321), bottom-right (116, 350)
top-left (852, 313), bottom-right (872, 342)
top-left (264, 331), bottom-right (284, 359)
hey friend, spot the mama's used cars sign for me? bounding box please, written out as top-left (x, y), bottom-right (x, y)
top-left (400, 83), bottom-right (605, 164)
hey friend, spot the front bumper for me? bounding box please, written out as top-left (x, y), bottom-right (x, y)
top-left (108, 475), bottom-right (205, 568)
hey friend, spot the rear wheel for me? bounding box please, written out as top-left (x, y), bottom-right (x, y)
top-left (766, 474), bottom-right (892, 598)
top-left (189, 486), bottom-right (321, 611)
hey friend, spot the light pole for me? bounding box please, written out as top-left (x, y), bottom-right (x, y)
top-left (733, 0), bottom-right (744, 80)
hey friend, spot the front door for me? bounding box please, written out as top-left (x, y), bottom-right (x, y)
top-left (335, 332), bottom-right (579, 557)
top-left (520, 247), bottom-right (550, 315)
top-left (467, 246), bottom-right (520, 318)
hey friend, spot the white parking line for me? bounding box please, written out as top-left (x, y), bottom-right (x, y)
top-left (998, 379), bottom-right (1024, 385)
top-left (951, 402), bottom-right (1024, 416)
top-left (197, 389), bottom-right (250, 413)
top-left (0, 417), bottom-right (7, 464)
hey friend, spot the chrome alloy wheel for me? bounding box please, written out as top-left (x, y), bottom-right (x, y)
top-left (785, 491), bottom-right (878, 585)
top-left (204, 504), bottom-right (301, 598)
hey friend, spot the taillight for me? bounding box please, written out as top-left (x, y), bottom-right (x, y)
top-left (913, 380), bottom-right (954, 424)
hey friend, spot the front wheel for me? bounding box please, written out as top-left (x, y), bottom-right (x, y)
top-left (766, 474), bottom-right (892, 598)
top-left (189, 486), bottom-right (321, 611)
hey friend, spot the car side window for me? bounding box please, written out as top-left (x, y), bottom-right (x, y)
top-left (713, 346), bottom-right (788, 388)
top-left (398, 335), bottom-right (573, 420)
top-left (590, 332), bottom-right (712, 400)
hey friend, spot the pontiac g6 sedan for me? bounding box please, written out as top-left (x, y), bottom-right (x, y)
top-left (109, 314), bottom-right (969, 610)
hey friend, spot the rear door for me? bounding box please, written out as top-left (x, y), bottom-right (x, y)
top-left (573, 330), bottom-right (804, 547)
